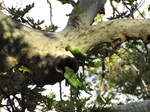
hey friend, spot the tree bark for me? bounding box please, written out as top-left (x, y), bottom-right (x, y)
top-left (0, 0), bottom-right (150, 86)
top-left (112, 100), bottom-right (150, 112)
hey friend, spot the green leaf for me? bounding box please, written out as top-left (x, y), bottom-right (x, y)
top-left (148, 5), bottom-right (150, 11)
top-left (94, 60), bottom-right (102, 67)
top-left (18, 66), bottom-right (33, 74)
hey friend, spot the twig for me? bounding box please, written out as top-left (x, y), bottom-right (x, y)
top-left (6, 87), bottom-right (16, 112)
top-left (46, 0), bottom-right (53, 25)
top-left (130, 64), bottom-right (140, 74)
top-left (59, 82), bottom-right (63, 101)
top-left (0, 87), bottom-right (15, 112)
top-left (141, 79), bottom-right (149, 96)
top-left (109, 0), bottom-right (123, 19)
top-left (21, 84), bottom-right (25, 112)
top-left (136, 0), bottom-right (145, 19)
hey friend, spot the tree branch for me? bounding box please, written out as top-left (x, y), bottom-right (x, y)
top-left (112, 100), bottom-right (150, 112)
top-left (46, 0), bottom-right (53, 25)
top-left (1, 7), bottom-right (150, 86)
top-left (67, 0), bottom-right (107, 28)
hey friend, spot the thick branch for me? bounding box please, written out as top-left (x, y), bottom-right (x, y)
top-left (0, 10), bottom-right (79, 86)
top-left (66, 19), bottom-right (150, 52)
top-left (112, 100), bottom-right (150, 112)
top-left (0, 9), bottom-right (150, 86)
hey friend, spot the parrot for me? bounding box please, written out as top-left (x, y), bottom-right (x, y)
top-left (64, 66), bottom-right (91, 95)
top-left (65, 45), bottom-right (95, 73)
top-left (65, 45), bottom-right (89, 60)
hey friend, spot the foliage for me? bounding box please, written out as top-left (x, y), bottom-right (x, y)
top-left (108, 0), bottom-right (146, 19)
top-left (0, 69), bottom-right (58, 112)
top-left (4, 3), bottom-right (58, 32)
top-left (0, 0), bottom-right (150, 112)
top-left (104, 40), bottom-right (150, 99)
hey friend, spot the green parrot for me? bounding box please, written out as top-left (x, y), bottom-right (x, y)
top-left (65, 45), bottom-right (94, 73)
top-left (65, 45), bottom-right (89, 60)
top-left (64, 66), bottom-right (91, 95)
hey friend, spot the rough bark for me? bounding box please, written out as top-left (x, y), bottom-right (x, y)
top-left (112, 100), bottom-right (150, 112)
top-left (0, 0), bottom-right (150, 87)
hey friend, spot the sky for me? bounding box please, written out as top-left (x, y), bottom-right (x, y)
top-left (1, 0), bottom-right (73, 31)
top-left (1, 0), bottom-right (149, 31)
top-left (0, 0), bottom-right (150, 111)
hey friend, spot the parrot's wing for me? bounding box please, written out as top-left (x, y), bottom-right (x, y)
top-left (65, 45), bottom-right (87, 73)
top-left (64, 66), bottom-right (79, 88)
top-left (64, 66), bottom-right (91, 95)
top-left (79, 84), bottom-right (92, 95)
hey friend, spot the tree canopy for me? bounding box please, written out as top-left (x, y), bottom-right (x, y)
top-left (0, 0), bottom-right (150, 112)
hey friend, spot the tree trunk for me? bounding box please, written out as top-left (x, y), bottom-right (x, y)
top-left (0, 0), bottom-right (150, 87)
